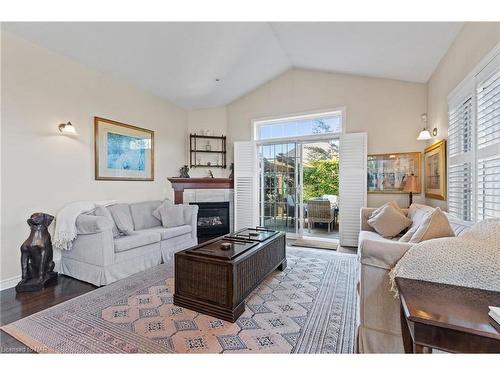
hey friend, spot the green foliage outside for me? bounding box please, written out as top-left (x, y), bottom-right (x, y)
top-left (303, 158), bottom-right (339, 201)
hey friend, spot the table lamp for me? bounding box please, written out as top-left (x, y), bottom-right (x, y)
top-left (402, 174), bottom-right (419, 207)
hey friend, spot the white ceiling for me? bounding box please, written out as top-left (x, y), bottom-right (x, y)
top-left (2, 22), bottom-right (463, 109)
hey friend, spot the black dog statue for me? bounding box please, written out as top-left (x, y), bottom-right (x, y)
top-left (16, 212), bottom-right (58, 292)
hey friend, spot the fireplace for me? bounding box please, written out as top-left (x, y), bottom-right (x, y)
top-left (190, 202), bottom-right (230, 243)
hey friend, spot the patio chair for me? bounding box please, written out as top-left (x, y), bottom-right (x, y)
top-left (307, 199), bottom-right (335, 232)
top-left (285, 195), bottom-right (295, 227)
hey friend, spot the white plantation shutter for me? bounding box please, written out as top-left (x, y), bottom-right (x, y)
top-left (476, 54), bottom-right (500, 220)
top-left (448, 163), bottom-right (474, 221)
top-left (233, 141), bottom-right (258, 230)
top-left (447, 93), bottom-right (475, 222)
top-left (447, 45), bottom-right (500, 222)
top-left (339, 132), bottom-right (367, 247)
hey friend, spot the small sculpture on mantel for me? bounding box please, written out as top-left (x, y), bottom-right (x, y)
top-left (208, 170), bottom-right (214, 178)
top-left (229, 163), bottom-right (234, 179)
top-left (16, 212), bottom-right (58, 293)
top-left (179, 165), bottom-right (190, 178)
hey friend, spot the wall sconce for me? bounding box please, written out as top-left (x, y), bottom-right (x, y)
top-left (417, 114), bottom-right (437, 140)
top-left (58, 121), bottom-right (77, 135)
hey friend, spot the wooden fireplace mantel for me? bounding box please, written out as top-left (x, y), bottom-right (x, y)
top-left (168, 177), bottom-right (234, 204)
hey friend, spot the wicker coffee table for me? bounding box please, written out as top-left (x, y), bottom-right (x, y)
top-left (173, 228), bottom-right (286, 322)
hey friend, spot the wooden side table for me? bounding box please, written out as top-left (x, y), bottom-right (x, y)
top-left (396, 277), bottom-right (500, 353)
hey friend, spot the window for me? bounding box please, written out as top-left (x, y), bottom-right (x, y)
top-left (254, 110), bottom-right (343, 141)
top-left (447, 46), bottom-right (500, 222)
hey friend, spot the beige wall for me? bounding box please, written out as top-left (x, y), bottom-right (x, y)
top-left (186, 107), bottom-right (229, 178)
top-left (426, 22), bottom-right (500, 210)
top-left (1, 32), bottom-right (187, 282)
top-left (226, 68), bottom-right (428, 207)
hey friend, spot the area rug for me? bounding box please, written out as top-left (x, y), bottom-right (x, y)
top-left (1, 248), bottom-right (358, 353)
top-left (292, 238), bottom-right (338, 251)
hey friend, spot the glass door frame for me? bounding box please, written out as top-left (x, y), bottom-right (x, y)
top-left (257, 134), bottom-right (340, 240)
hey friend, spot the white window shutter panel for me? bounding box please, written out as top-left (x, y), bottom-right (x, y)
top-left (339, 133), bottom-right (367, 247)
top-left (233, 141), bottom-right (258, 230)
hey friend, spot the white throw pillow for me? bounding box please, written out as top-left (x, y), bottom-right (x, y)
top-left (94, 205), bottom-right (120, 238)
top-left (367, 205), bottom-right (412, 238)
top-left (399, 225), bottom-right (418, 242)
top-left (152, 200), bottom-right (171, 221)
top-left (409, 207), bottom-right (455, 243)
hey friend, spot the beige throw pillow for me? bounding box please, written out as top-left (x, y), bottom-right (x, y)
top-left (371, 200), bottom-right (403, 217)
top-left (367, 205), bottom-right (412, 238)
top-left (409, 207), bottom-right (455, 243)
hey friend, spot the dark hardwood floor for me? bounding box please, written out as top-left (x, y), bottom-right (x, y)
top-left (0, 275), bottom-right (96, 353)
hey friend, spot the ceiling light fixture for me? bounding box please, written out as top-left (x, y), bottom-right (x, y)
top-left (58, 121), bottom-right (77, 135)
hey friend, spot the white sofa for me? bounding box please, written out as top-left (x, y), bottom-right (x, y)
top-left (357, 203), bottom-right (471, 353)
top-left (59, 200), bottom-right (198, 286)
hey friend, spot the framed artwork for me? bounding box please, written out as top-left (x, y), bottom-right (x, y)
top-left (367, 152), bottom-right (422, 193)
top-left (94, 117), bottom-right (154, 181)
top-left (424, 139), bottom-right (446, 200)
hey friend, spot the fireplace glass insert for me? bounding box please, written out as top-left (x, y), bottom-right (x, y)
top-left (190, 201), bottom-right (230, 243)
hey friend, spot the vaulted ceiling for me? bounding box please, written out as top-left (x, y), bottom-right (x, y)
top-left (2, 22), bottom-right (463, 109)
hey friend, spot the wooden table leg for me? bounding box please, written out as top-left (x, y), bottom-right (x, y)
top-left (400, 303), bottom-right (414, 353)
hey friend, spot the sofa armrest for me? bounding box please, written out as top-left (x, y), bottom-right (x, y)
top-left (76, 214), bottom-right (113, 234)
top-left (183, 204), bottom-right (199, 239)
top-left (359, 239), bottom-right (412, 269)
top-left (62, 230), bottom-right (115, 267)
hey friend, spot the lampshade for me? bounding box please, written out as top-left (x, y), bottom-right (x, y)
top-left (58, 121), bottom-right (77, 135)
top-left (417, 128), bottom-right (432, 140)
top-left (402, 175), bottom-right (419, 193)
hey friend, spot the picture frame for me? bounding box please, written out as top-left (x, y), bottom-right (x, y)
top-left (94, 117), bottom-right (154, 181)
top-left (424, 139), bottom-right (446, 200)
top-left (367, 152), bottom-right (422, 194)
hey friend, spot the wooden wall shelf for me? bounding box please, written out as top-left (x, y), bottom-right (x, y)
top-left (190, 133), bottom-right (227, 168)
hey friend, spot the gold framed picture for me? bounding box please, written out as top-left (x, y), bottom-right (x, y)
top-left (94, 117), bottom-right (154, 181)
top-left (424, 139), bottom-right (446, 200)
top-left (367, 152), bottom-right (422, 193)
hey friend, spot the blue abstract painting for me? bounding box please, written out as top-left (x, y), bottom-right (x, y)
top-left (107, 132), bottom-right (147, 171)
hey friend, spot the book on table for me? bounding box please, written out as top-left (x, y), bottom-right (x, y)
top-left (488, 306), bottom-right (500, 324)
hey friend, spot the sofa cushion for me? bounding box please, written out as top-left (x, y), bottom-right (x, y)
top-left (409, 207), bottom-right (455, 243)
top-left (94, 205), bottom-right (120, 238)
top-left (114, 231), bottom-right (161, 253)
top-left (108, 203), bottom-right (135, 235)
top-left (130, 200), bottom-right (162, 230)
top-left (367, 205), bottom-right (412, 238)
top-left (144, 225), bottom-right (192, 240)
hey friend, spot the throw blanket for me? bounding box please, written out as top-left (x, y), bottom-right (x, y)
top-left (53, 200), bottom-right (116, 251)
top-left (389, 218), bottom-right (500, 296)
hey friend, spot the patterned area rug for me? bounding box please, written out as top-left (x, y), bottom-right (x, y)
top-left (1, 248), bottom-right (358, 353)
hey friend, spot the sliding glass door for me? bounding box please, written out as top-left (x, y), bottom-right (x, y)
top-left (258, 142), bottom-right (302, 236)
top-left (258, 139), bottom-right (340, 238)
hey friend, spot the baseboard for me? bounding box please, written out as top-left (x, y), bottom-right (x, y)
top-left (0, 275), bottom-right (21, 291)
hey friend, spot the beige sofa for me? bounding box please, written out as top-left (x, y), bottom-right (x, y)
top-left (357, 203), bottom-right (470, 353)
